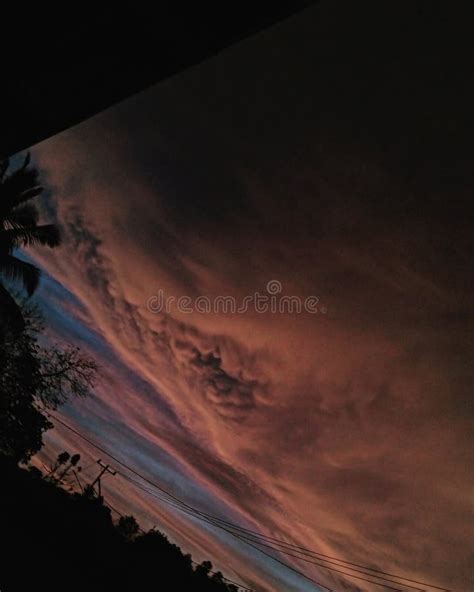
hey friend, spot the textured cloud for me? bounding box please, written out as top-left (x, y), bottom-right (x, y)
top-left (27, 3), bottom-right (474, 590)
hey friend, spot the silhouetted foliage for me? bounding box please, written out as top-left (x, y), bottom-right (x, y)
top-left (0, 456), bottom-right (250, 591)
top-left (0, 157), bottom-right (247, 591)
top-left (0, 302), bottom-right (97, 462)
top-left (196, 560), bottom-right (214, 578)
top-left (212, 571), bottom-right (225, 583)
top-left (0, 154), bottom-right (61, 331)
top-left (54, 452), bottom-right (82, 483)
top-left (116, 514), bottom-right (139, 541)
top-left (56, 451), bottom-right (71, 467)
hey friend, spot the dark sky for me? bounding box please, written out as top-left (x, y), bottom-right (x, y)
top-left (25, 2), bottom-right (474, 590)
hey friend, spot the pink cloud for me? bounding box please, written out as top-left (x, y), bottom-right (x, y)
top-left (25, 25), bottom-right (474, 589)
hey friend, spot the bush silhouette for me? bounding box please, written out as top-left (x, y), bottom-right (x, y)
top-left (0, 456), bottom-right (250, 591)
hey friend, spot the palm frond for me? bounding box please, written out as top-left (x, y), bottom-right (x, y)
top-left (20, 153), bottom-right (31, 170)
top-left (0, 281), bottom-right (25, 331)
top-left (2, 203), bottom-right (39, 229)
top-left (0, 154), bottom-right (42, 218)
top-left (0, 159), bottom-right (9, 181)
top-left (0, 156), bottom-right (59, 305)
top-left (0, 224), bottom-right (61, 248)
top-left (0, 183), bottom-right (44, 224)
top-left (0, 255), bottom-right (41, 296)
top-left (2, 164), bottom-right (39, 195)
top-left (17, 185), bottom-right (44, 204)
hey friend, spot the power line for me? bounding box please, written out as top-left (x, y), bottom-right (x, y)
top-left (36, 418), bottom-right (443, 591)
top-left (115, 467), bottom-right (448, 592)
top-left (116, 471), bottom-right (419, 592)
top-left (43, 409), bottom-right (452, 592)
top-left (101, 498), bottom-right (253, 592)
top-left (42, 409), bottom-right (454, 592)
top-left (90, 459), bottom-right (116, 497)
top-left (118, 465), bottom-right (452, 592)
top-left (117, 471), bottom-right (332, 590)
top-left (40, 411), bottom-right (254, 592)
top-left (163, 499), bottom-right (448, 592)
top-left (149, 508), bottom-right (448, 592)
top-left (80, 461), bottom-right (100, 473)
top-left (42, 410), bottom-right (331, 591)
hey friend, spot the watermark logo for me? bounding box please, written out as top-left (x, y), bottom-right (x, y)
top-left (147, 280), bottom-right (326, 315)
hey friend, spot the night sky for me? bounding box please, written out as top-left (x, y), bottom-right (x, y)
top-left (22, 3), bottom-right (473, 590)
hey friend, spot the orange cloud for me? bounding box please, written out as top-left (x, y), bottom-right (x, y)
top-left (26, 13), bottom-right (474, 589)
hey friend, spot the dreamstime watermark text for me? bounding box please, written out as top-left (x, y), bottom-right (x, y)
top-left (147, 280), bottom-right (326, 315)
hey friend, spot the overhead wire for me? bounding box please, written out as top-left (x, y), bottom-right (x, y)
top-left (42, 409), bottom-right (454, 592)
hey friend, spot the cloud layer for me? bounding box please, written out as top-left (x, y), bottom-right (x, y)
top-left (28, 3), bottom-right (473, 590)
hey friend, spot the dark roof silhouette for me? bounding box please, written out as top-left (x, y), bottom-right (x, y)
top-left (1, 4), bottom-right (315, 158)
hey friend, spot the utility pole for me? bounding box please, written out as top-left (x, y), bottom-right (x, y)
top-left (71, 469), bottom-right (83, 492)
top-left (90, 459), bottom-right (116, 497)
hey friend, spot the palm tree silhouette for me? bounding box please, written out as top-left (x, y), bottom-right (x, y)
top-left (0, 154), bottom-right (61, 328)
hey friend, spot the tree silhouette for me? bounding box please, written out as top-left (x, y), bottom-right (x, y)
top-left (1, 456), bottom-right (253, 592)
top-left (0, 302), bottom-right (97, 462)
top-left (51, 451), bottom-right (71, 476)
top-left (56, 452), bottom-right (81, 482)
top-left (116, 515), bottom-right (139, 541)
top-left (211, 570), bottom-right (225, 583)
top-left (196, 560), bottom-right (213, 578)
top-left (0, 154), bottom-right (61, 330)
top-left (0, 155), bottom-right (250, 590)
